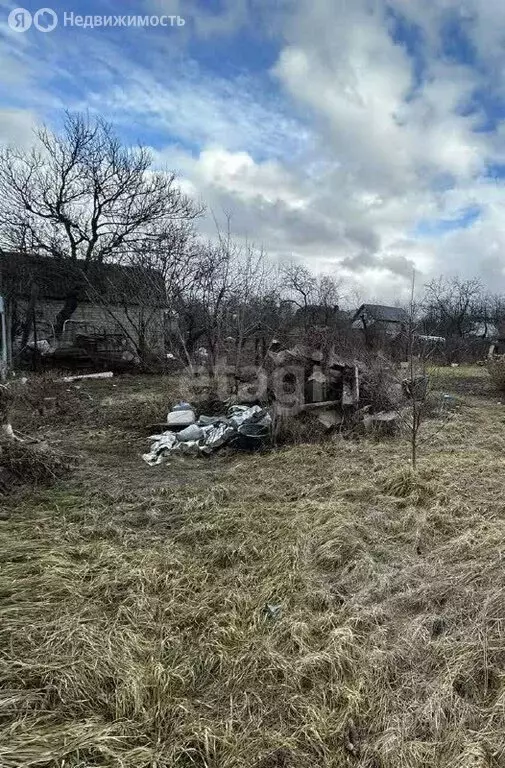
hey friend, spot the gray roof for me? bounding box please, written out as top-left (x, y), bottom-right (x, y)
top-left (353, 304), bottom-right (408, 324)
top-left (0, 251), bottom-right (167, 307)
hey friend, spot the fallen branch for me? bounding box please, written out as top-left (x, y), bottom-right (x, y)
top-left (61, 371), bottom-right (114, 383)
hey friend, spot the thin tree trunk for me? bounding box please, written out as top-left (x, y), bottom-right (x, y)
top-left (32, 307), bottom-right (38, 372)
top-left (54, 290), bottom-right (79, 341)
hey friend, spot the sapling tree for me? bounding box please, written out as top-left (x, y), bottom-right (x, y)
top-left (399, 271), bottom-right (456, 471)
top-left (406, 271), bottom-right (422, 470)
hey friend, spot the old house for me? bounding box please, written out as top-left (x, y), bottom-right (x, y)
top-left (294, 304), bottom-right (351, 329)
top-left (0, 251), bottom-right (167, 366)
top-left (352, 303), bottom-right (409, 359)
top-left (352, 304), bottom-right (408, 336)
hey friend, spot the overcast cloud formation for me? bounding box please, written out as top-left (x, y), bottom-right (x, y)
top-left (0, 0), bottom-right (504, 299)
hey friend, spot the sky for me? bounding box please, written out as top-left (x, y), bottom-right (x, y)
top-left (0, 0), bottom-right (505, 301)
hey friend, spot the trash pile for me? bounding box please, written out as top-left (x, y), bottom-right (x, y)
top-left (143, 402), bottom-right (272, 466)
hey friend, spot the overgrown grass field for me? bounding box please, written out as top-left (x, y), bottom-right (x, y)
top-left (1, 367), bottom-right (505, 767)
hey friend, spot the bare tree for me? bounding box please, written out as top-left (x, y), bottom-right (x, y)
top-left (281, 262), bottom-right (317, 324)
top-left (423, 276), bottom-right (483, 338)
top-left (281, 262), bottom-right (342, 329)
top-left (473, 292), bottom-right (505, 339)
top-left (315, 274), bottom-right (342, 326)
top-left (406, 272), bottom-right (422, 470)
top-left (0, 112), bottom-right (202, 338)
top-left (227, 245), bottom-right (275, 370)
top-left (198, 235), bottom-right (238, 376)
top-left (91, 223), bottom-right (207, 365)
top-left (391, 273), bottom-right (457, 471)
top-left (167, 239), bottom-right (231, 372)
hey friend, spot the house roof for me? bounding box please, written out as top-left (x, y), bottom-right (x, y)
top-left (469, 321), bottom-right (498, 339)
top-left (0, 251), bottom-right (167, 307)
top-left (352, 303), bottom-right (409, 324)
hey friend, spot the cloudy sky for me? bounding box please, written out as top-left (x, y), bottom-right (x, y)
top-left (1, 0), bottom-right (505, 300)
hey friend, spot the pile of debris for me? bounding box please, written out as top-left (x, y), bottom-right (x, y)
top-left (143, 402), bottom-right (272, 466)
top-left (263, 342), bottom-right (365, 430)
top-left (143, 343), bottom-right (419, 465)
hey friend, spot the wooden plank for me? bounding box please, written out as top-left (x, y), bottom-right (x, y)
top-left (301, 399), bottom-right (340, 411)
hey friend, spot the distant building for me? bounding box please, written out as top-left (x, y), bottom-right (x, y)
top-left (294, 304), bottom-right (351, 328)
top-left (352, 303), bottom-right (409, 336)
top-left (0, 251), bottom-right (167, 362)
top-left (469, 321), bottom-right (499, 339)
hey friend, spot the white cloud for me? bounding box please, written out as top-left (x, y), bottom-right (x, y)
top-left (256, 0), bottom-right (505, 295)
top-left (1, 0), bottom-right (505, 299)
top-left (181, 147), bottom-right (306, 209)
top-left (0, 107), bottom-right (37, 146)
top-left (97, 69), bottom-right (309, 160)
top-left (146, 0), bottom-right (250, 38)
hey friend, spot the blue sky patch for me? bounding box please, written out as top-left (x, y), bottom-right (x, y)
top-left (386, 5), bottom-right (427, 95)
top-left (464, 88), bottom-right (505, 132)
top-left (414, 205), bottom-right (482, 238)
top-left (485, 162), bottom-right (505, 180)
top-left (439, 11), bottom-right (477, 67)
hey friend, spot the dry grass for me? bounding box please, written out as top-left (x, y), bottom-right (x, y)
top-left (432, 365), bottom-right (491, 397)
top-left (487, 357), bottom-right (505, 393)
top-left (9, 373), bottom-right (180, 434)
top-left (0, 439), bottom-right (73, 494)
top-left (1, 369), bottom-right (505, 766)
top-left (11, 375), bottom-right (97, 431)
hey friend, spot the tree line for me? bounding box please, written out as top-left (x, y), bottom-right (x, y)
top-left (0, 112), bottom-right (502, 369)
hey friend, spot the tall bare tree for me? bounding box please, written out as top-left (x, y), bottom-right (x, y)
top-left (0, 112), bottom-right (202, 338)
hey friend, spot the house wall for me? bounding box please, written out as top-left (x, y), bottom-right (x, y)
top-left (16, 297), bottom-right (166, 354)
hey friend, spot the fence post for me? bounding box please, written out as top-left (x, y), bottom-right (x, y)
top-left (0, 295), bottom-right (8, 382)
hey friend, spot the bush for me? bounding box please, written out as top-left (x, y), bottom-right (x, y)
top-left (487, 356), bottom-right (505, 391)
